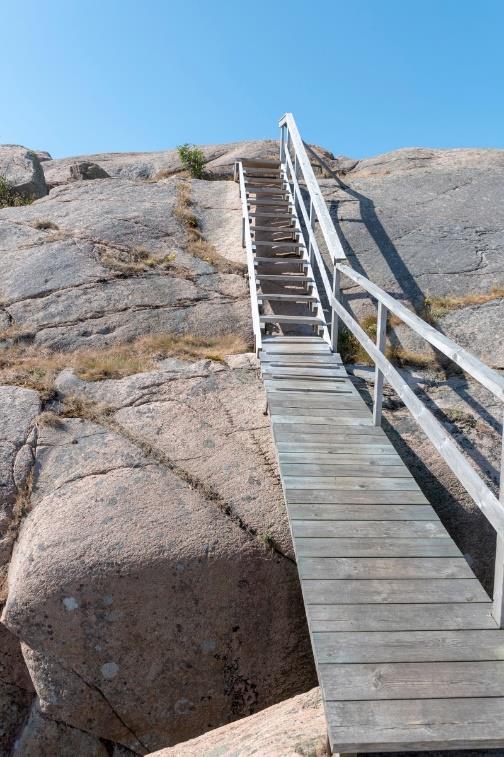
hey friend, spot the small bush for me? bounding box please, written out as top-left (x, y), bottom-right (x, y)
top-left (177, 144), bottom-right (205, 179)
top-left (0, 175), bottom-right (33, 209)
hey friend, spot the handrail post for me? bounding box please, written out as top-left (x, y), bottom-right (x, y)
top-left (330, 265), bottom-right (341, 352)
top-left (492, 424), bottom-right (504, 626)
top-left (280, 124), bottom-right (286, 163)
top-left (373, 301), bottom-right (388, 426)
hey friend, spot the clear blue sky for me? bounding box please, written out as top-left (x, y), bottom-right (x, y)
top-left (2, 0), bottom-right (503, 159)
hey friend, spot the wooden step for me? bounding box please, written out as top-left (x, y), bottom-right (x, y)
top-left (254, 257), bottom-right (305, 265)
top-left (260, 315), bottom-right (326, 326)
top-left (246, 187), bottom-right (288, 195)
top-left (248, 211), bottom-right (294, 219)
top-left (253, 241), bottom-right (304, 248)
top-left (257, 294), bottom-right (318, 302)
top-left (251, 226), bottom-right (296, 233)
top-left (256, 274), bottom-right (314, 282)
top-left (248, 199), bottom-right (292, 207)
top-left (241, 158), bottom-right (281, 168)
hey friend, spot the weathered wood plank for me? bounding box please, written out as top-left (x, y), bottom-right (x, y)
top-left (296, 537), bottom-right (460, 557)
top-left (271, 406), bottom-right (371, 418)
top-left (283, 476), bottom-right (419, 491)
top-left (320, 660), bottom-right (504, 700)
top-left (298, 556), bottom-right (472, 580)
top-left (281, 464), bottom-right (409, 478)
top-left (277, 443), bottom-right (396, 455)
top-left (304, 578), bottom-right (489, 605)
top-left (279, 454), bottom-right (402, 465)
top-left (271, 415), bottom-right (373, 426)
top-left (314, 629), bottom-right (504, 663)
top-left (292, 520), bottom-right (445, 539)
top-left (286, 489), bottom-right (428, 505)
top-left (276, 431), bottom-right (386, 443)
top-left (268, 395), bottom-right (361, 407)
top-left (290, 504), bottom-right (438, 521)
top-left (307, 603), bottom-right (495, 632)
top-left (326, 698), bottom-right (504, 752)
top-left (263, 367), bottom-right (347, 378)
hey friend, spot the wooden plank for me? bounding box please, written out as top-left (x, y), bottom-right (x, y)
top-left (298, 556), bottom-right (472, 580)
top-left (320, 660), bottom-right (504, 700)
top-left (276, 432), bottom-right (385, 444)
top-left (268, 396), bottom-right (361, 410)
top-left (292, 520), bottom-right (445, 538)
top-left (264, 368), bottom-right (347, 378)
top-left (283, 476), bottom-right (420, 491)
top-left (277, 443), bottom-right (394, 455)
top-left (314, 629), bottom-right (504, 663)
top-left (281, 464), bottom-right (409, 478)
top-left (304, 578), bottom-right (489, 605)
top-left (261, 354), bottom-right (343, 364)
top-left (286, 489), bottom-right (429, 504)
top-left (296, 537), bottom-right (461, 557)
top-left (326, 698), bottom-right (504, 752)
top-left (265, 380), bottom-right (349, 393)
top-left (278, 453), bottom-right (402, 465)
top-left (271, 414), bottom-right (371, 425)
top-left (307, 603), bottom-right (495, 632)
top-left (290, 505), bottom-right (438, 521)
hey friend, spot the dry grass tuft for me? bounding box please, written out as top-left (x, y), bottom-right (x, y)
top-left (338, 314), bottom-right (377, 364)
top-left (32, 219), bottom-right (59, 231)
top-left (60, 395), bottom-right (113, 422)
top-left (97, 244), bottom-right (179, 275)
top-left (175, 181), bottom-right (246, 275)
top-left (0, 333), bottom-right (250, 395)
top-left (385, 345), bottom-right (436, 369)
top-left (37, 410), bottom-right (66, 428)
top-left (424, 287), bottom-right (504, 321)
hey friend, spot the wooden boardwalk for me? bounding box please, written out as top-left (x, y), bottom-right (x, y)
top-left (261, 335), bottom-right (504, 754)
top-left (236, 145), bottom-right (504, 754)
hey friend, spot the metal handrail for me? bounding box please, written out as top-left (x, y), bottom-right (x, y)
top-left (279, 112), bottom-right (504, 624)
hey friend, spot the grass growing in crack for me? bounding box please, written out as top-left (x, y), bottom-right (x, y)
top-left (31, 219), bottom-right (59, 231)
top-left (338, 313), bottom-right (436, 369)
top-left (338, 314), bottom-right (377, 364)
top-left (0, 472), bottom-right (34, 602)
top-left (0, 175), bottom-right (34, 209)
top-left (175, 181), bottom-right (246, 275)
top-left (177, 144), bottom-right (205, 179)
top-left (423, 288), bottom-right (504, 321)
top-left (97, 243), bottom-right (179, 275)
top-left (0, 333), bottom-right (250, 393)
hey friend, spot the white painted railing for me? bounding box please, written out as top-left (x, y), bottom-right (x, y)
top-left (279, 112), bottom-right (504, 625)
top-left (236, 161), bottom-right (262, 351)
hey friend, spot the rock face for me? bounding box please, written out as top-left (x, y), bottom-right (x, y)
top-left (0, 176), bottom-right (250, 351)
top-left (148, 687), bottom-right (327, 757)
top-left (319, 146), bottom-right (504, 367)
top-left (0, 137), bottom-right (503, 754)
top-left (0, 145), bottom-right (47, 199)
top-left (2, 356), bottom-right (314, 753)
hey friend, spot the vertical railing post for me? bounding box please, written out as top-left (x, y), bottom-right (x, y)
top-left (373, 301), bottom-right (388, 426)
top-left (308, 199), bottom-right (314, 266)
top-left (330, 265), bottom-right (341, 352)
top-left (280, 125), bottom-right (286, 164)
top-left (492, 426), bottom-right (504, 626)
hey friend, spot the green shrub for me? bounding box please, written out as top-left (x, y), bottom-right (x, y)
top-left (177, 144), bottom-right (205, 179)
top-left (0, 175), bottom-right (32, 209)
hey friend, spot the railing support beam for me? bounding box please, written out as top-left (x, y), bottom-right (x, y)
top-left (493, 420), bottom-right (504, 627)
top-left (331, 266), bottom-right (340, 353)
top-left (373, 301), bottom-right (388, 426)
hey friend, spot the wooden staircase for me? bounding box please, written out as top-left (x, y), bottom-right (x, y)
top-left (235, 116), bottom-right (504, 755)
